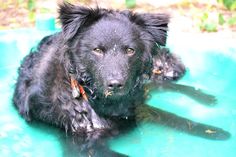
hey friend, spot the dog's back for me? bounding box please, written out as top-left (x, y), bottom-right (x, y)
top-left (13, 33), bottom-right (65, 121)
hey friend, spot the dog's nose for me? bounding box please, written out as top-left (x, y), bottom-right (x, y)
top-left (107, 79), bottom-right (124, 90)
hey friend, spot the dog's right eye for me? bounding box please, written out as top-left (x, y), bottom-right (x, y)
top-left (93, 48), bottom-right (103, 56)
top-left (126, 48), bottom-right (135, 56)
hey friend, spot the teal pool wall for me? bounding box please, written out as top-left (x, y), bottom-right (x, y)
top-left (0, 29), bottom-right (236, 157)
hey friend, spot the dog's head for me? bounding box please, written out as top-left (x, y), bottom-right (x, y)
top-left (60, 3), bottom-right (169, 101)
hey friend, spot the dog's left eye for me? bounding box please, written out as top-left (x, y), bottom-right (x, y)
top-left (126, 48), bottom-right (135, 56)
top-left (93, 48), bottom-right (103, 56)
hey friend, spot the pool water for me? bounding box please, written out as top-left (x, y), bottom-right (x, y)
top-left (0, 29), bottom-right (236, 157)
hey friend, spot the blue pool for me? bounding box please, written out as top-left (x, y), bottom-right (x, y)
top-left (0, 28), bottom-right (236, 157)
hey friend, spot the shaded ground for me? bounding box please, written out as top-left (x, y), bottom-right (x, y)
top-left (0, 0), bottom-right (235, 37)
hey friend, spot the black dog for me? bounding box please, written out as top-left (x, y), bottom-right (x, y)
top-left (13, 3), bottom-right (230, 157)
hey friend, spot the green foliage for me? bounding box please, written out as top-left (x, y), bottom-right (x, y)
top-left (218, 13), bottom-right (226, 25)
top-left (218, 0), bottom-right (236, 10)
top-left (125, 0), bottom-right (136, 8)
top-left (199, 11), bottom-right (236, 32)
top-left (27, 0), bottom-right (36, 11)
top-left (227, 15), bottom-right (236, 25)
top-left (199, 12), bottom-right (217, 32)
top-left (201, 12), bottom-right (209, 22)
top-left (27, 0), bottom-right (36, 22)
top-left (199, 22), bottom-right (218, 32)
top-left (28, 11), bottom-right (35, 22)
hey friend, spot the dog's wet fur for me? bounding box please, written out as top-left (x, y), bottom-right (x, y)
top-left (13, 3), bottom-right (230, 156)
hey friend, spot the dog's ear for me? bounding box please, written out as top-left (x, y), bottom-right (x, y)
top-left (129, 13), bottom-right (169, 46)
top-left (59, 3), bottom-right (102, 41)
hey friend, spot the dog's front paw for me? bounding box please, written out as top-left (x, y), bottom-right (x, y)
top-left (189, 88), bottom-right (218, 106)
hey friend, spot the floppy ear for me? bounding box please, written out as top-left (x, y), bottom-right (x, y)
top-left (59, 3), bottom-right (102, 41)
top-left (131, 13), bottom-right (169, 46)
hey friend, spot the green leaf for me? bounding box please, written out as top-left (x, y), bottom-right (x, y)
top-left (227, 16), bottom-right (236, 26)
top-left (200, 22), bottom-right (217, 32)
top-left (28, 0), bottom-right (36, 11)
top-left (28, 11), bottom-right (35, 22)
top-left (205, 23), bottom-right (218, 32)
top-left (125, 0), bottom-right (136, 8)
top-left (218, 13), bottom-right (226, 25)
top-left (221, 0), bottom-right (236, 10)
top-left (230, 2), bottom-right (236, 10)
top-left (201, 12), bottom-right (209, 22)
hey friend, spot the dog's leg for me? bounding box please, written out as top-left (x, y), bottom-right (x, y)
top-left (163, 82), bottom-right (217, 105)
top-left (147, 81), bottom-right (217, 106)
top-left (135, 104), bottom-right (230, 140)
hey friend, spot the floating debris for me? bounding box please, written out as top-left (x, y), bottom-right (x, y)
top-left (104, 90), bottom-right (113, 98)
top-left (205, 129), bottom-right (217, 134)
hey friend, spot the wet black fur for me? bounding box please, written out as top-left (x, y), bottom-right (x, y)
top-left (13, 3), bottom-right (172, 130)
top-left (13, 3), bottom-right (230, 157)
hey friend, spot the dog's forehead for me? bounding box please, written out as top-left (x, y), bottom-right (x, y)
top-left (87, 17), bottom-right (139, 42)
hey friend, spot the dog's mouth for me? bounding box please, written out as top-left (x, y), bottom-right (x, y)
top-left (81, 74), bottom-right (144, 100)
top-left (103, 88), bottom-right (128, 99)
top-left (82, 82), bottom-right (130, 100)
